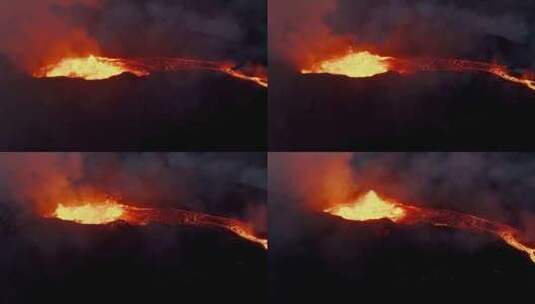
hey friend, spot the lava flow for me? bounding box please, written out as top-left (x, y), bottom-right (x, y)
top-left (34, 55), bottom-right (148, 80)
top-left (302, 51), bottom-right (391, 78)
top-left (51, 200), bottom-right (267, 249)
top-left (302, 49), bottom-right (535, 91)
top-left (34, 55), bottom-right (268, 87)
top-left (325, 190), bottom-right (535, 264)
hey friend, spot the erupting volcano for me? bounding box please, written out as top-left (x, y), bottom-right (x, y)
top-left (51, 200), bottom-right (267, 249)
top-left (302, 51), bottom-right (391, 78)
top-left (34, 55), bottom-right (148, 80)
top-left (54, 201), bottom-right (125, 224)
top-left (302, 50), bottom-right (535, 91)
top-left (34, 55), bottom-right (268, 87)
top-left (325, 190), bottom-right (535, 264)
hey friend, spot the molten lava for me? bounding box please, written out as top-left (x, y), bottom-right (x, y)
top-left (35, 55), bottom-right (268, 87)
top-left (35, 55), bottom-right (148, 80)
top-left (303, 50), bottom-right (535, 91)
top-left (54, 201), bottom-right (124, 224)
top-left (51, 201), bottom-right (267, 249)
top-left (220, 65), bottom-right (268, 88)
top-left (325, 191), bottom-right (405, 222)
top-left (302, 51), bottom-right (391, 78)
top-left (325, 190), bottom-right (535, 264)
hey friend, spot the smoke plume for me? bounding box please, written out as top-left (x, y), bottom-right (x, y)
top-left (0, 153), bottom-right (267, 230)
top-left (270, 0), bottom-right (535, 69)
top-left (0, 0), bottom-right (266, 72)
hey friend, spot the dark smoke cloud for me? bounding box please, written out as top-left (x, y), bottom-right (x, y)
top-left (270, 0), bottom-right (535, 68)
top-left (327, 0), bottom-right (535, 67)
top-left (56, 0), bottom-right (266, 63)
top-left (0, 152), bottom-right (267, 230)
top-left (0, 0), bottom-right (266, 72)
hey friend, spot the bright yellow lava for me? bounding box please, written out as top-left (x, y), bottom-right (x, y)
top-left (324, 190), bottom-right (406, 222)
top-left (54, 202), bottom-right (125, 224)
top-left (38, 55), bottom-right (142, 80)
top-left (302, 51), bottom-right (391, 78)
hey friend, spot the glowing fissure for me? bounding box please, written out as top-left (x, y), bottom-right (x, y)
top-left (35, 55), bottom-right (268, 87)
top-left (51, 201), bottom-right (267, 249)
top-left (303, 50), bottom-right (535, 91)
top-left (325, 190), bottom-right (535, 264)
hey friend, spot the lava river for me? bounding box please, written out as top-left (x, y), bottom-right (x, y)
top-left (324, 190), bottom-right (535, 264)
top-left (51, 200), bottom-right (267, 250)
top-left (302, 50), bottom-right (535, 91)
top-left (34, 55), bottom-right (268, 88)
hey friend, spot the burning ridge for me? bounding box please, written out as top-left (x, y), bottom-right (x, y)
top-left (51, 200), bottom-right (267, 250)
top-left (34, 55), bottom-right (268, 88)
top-left (302, 50), bottom-right (535, 91)
top-left (325, 191), bottom-right (535, 264)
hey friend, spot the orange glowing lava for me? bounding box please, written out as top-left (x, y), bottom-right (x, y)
top-left (302, 51), bottom-right (391, 78)
top-left (54, 201), bottom-right (125, 224)
top-left (35, 55), bottom-right (148, 80)
top-left (325, 190), bottom-right (535, 264)
top-left (35, 55), bottom-right (268, 87)
top-left (324, 191), bottom-right (405, 222)
top-left (303, 50), bottom-right (535, 91)
top-left (229, 224), bottom-right (269, 249)
top-left (50, 201), bottom-right (267, 249)
top-left (220, 66), bottom-right (268, 88)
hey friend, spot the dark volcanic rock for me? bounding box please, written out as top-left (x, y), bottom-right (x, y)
top-left (0, 218), bottom-right (267, 304)
top-left (269, 65), bottom-right (535, 150)
top-left (269, 209), bottom-right (535, 302)
top-left (0, 69), bottom-right (266, 150)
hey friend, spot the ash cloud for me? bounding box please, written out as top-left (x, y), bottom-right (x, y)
top-left (0, 153), bottom-right (267, 230)
top-left (83, 0), bottom-right (266, 64)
